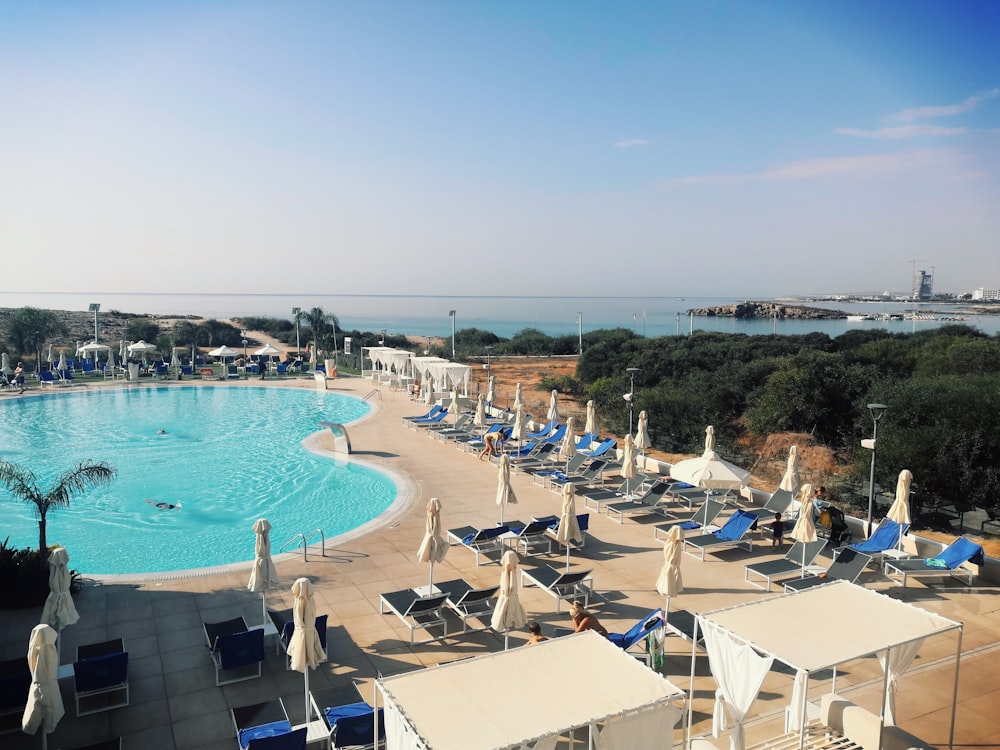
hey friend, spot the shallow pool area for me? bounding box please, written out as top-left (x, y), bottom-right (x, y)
top-left (0, 386), bottom-right (396, 575)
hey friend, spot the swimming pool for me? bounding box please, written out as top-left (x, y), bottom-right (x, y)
top-left (0, 386), bottom-right (396, 576)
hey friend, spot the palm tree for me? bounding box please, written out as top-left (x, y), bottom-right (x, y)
top-left (304, 307), bottom-right (340, 357)
top-left (0, 460), bottom-right (117, 569)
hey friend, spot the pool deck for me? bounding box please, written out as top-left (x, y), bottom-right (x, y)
top-left (2, 374), bottom-right (999, 749)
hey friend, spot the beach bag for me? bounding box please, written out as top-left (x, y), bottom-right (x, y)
top-left (647, 630), bottom-right (664, 672)
top-left (818, 510), bottom-right (831, 528)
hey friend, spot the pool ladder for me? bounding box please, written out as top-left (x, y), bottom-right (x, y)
top-left (279, 528), bottom-right (326, 562)
top-left (364, 388), bottom-right (381, 402)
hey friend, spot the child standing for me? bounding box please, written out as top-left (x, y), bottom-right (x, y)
top-left (771, 512), bottom-right (784, 547)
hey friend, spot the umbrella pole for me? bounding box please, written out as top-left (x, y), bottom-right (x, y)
top-left (262, 588), bottom-right (267, 624)
top-left (504, 628), bottom-right (509, 651)
top-left (565, 543), bottom-right (571, 572)
top-left (304, 668), bottom-right (311, 723)
top-left (428, 561), bottom-right (434, 593)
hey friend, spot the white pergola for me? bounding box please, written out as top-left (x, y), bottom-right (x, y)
top-left (376, 631), bottom-right (686, 750)
top-left (688, 580), bottom-right (962, 750)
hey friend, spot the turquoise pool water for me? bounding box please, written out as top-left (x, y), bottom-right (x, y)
top-left (0, 386), bottom-right (395, 575)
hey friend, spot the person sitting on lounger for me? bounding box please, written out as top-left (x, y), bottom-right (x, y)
top-left (569, 601), bottom-right (608, 637)
top-left (479, 431), bottom-right (506, 461)
top-left (525, 621), bottom-right (548, 645)
top-left (146, 498), bottom-right (182, 510)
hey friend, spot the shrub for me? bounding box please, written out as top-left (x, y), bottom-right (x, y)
top-left (0, 539), bottom-right (81, 609)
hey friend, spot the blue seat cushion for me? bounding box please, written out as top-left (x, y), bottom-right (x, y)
top-left (239, 720), bottom-right (293, 750)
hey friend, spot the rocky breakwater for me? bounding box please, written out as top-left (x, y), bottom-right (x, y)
top-left (687, 301), bottom-right (845, 319)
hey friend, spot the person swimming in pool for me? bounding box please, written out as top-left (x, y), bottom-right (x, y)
top-left (146, 499), bottom-right (182, 510)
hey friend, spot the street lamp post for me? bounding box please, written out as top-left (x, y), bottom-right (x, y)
top-left (292, 307), bottom-right (301, 358)
top-left (485, 345), bottom-right (493, 381)
top-left (380, 329), bottom-right (386, 346)
top-left (448, 310), bottom-right (456, 359)
top-left (625, 367), bottom-right (641, 436)
top-left (577, 313), bottom-right (583, 356)
top-left (88, 303), bottom-right (100, 343)
top-left (863, 403), bottom-right (889, 537)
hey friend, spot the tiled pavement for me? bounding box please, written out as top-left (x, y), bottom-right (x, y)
top-left (2, 374), bottom-right (998, 749)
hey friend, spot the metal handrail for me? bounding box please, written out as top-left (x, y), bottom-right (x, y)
top-left (278, 528), bottom-right (326, 562)
top-left (364, 388), bottom-right (382, 401)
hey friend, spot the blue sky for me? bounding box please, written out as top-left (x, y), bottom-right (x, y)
top-left (1, 0), bottom-right (997, 298)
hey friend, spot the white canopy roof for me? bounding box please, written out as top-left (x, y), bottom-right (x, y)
top-left (699, 580), bottom-right (961, 673)
top-left (377, 631), bottom-right (684, 750)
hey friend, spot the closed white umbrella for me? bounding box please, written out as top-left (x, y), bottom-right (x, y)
top-left (474, 393), bottom-right (486, 435)
top-left (46, 344), bottom-right (54, 370)
top-left (486, 374), bottom-right (496, 406)
top-left (621, 433), bottom-right (638, 498)
top-left (22, 623), bottom-right (64, 749)
top-left (287, 578), bottom-right (326, 724)
top-left (779, 446), bottom-right (801, 495)
top-left (56, 351), bottom-right (68, 374)
top-left (309, 343), bottom-right (317, 368)
top-left (556, 483), bottom-right (582, 571)
top-left (789, 484), bottom-right (818, 575)
top-left (547, 389), bottom-right (560, 425)
top-left (585, 399), bottom-right (599, 438)
top-left (415, 498), bottom-right (448, 595)
top-left (170, 348), bottom-right (182, 372)
top-left (669, 425), bottom-right (750, 492)
top-left (634, 410), bottom-right (651, 455)
top-left (511, 404), bottom-right (527, 446)
top-left (559, 416), bottom-right (577, 464)
top-left (40, 547), bottom-right (79, 663)
top-left (424, 375), bottom-right (435, 405)
top-left (1, 352), bottom-right (12, 376)
top-left (512, 382), bottom-right (523, 410)
top-left (490, 549), bottom-right (527, 650)
top-left (248, 519), bottom-right (280, 623)
top-left (451, 386), bottom-right (461, 424)
top-left (656, 525), bottom-right (685, 617)
top-left (887, 469), bottom-right (913, 551)
top-left (496, 455), bottom-right (517, 525)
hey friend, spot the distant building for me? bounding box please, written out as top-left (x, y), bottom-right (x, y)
top-left (971, 288), bottom-right (1000, 301)
top-left (912, 268), bottom-right (934, 301)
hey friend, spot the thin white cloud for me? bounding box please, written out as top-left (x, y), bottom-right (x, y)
top-left (835, 125), bottom-right (967, 139)
top-left (891, 88), bottom-right (999, 122)
top-left (613, 138), bottom-right (649, 149)
top-left (665, 148), bottom-right (956, 186)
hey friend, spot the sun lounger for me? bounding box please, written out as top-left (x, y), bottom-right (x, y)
top-left (74, 638), bottom-right (130, 716)
top-left (665, 486), bottom-right (716, 510)
top-left (402, 404), bottom-right (443, 425)
top-left (203, 617), bottom-right (266, 685)
top-left (505, 519), bottom-right (555, 556)
top-left (447, 524), bottom-right (511, 565)
top-left (833, 518), bottom-right (906, 566)
top-left (519, 565), bottom-right (593, 613)
top-left (744, 540), bottom-right (828, 591)
top-left (653, 498), bottom-right (727, 541)
top-left (682, 509), bottom-right (758, 561)
top-left (428, 414), bottom-right (473, 441)
top-left (409, 409), bottom-right (450, 429)
top-left (605, 481), bottom-right (674, 524)
top-left (531, 453), bottom-right (585, 487)
top-left (578, 477), bottom-right (635, 512)
top-left (309, 684), bottom-right (385, 749)
top-left (232, 698), bottom-right (306, 750)
top-left (434, 579), bottom-right (499, 633)
top-left (378, 589), bottom-right (449, 644)
top-left (579, 437), bottom-right (617, 458)
top-left (536, 423), bottom-right (568, 444)
top-left (883, 536), bottom-right (985, 587)
top-left (533, 513), bottom-right (590, 548)
top-left (526, 421), bottom-right (559, 440)
top-left (782, 548), bottom-right (874, 592)
top-left (744, 488), bottom-right (794, 519)
top-left (548, 458), bottom-right (610, 493)
top-left (663, 609), bottom-right (704, 649)
top-left (267, 608), bottom-right (328, 666)
top-left (608, 609), bottom-right (665, 666)
top-left (0, 656), bottom-right (30, 734)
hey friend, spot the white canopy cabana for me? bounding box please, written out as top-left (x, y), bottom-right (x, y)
top-left (410, 356), bottom-right (450, 385)
top-left (377, 631), bottom-right (685, 750)
top-left (689, 580), bottom-right (963, 750)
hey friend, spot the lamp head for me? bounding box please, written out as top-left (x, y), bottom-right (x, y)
top-left (867, 403), bottom-right (888, 422)
top-left (88, 303), bottom-right (100, 312)
top-left (292, 307), bottom-right (300, 315)
top-left (623, 392), bottom-right (633, 402)
top-left (449, 310), bottom-right (456, 317)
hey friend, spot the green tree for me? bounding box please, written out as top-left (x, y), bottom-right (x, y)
top-left (304, 307), bottom-right (340, 354)
top-left (3, 307), bottom-right (66, 368)
top-left (126, 320), bottom-right (161, 343)
top-left (0, 461), bottom-right (117, 568)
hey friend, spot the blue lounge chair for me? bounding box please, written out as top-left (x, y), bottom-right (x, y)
top-left (682, 509), bottom-right (759, 561)
top-left (653, 497), bottom-right (728, 540)
top-left (232, 699), bottom-right (306, 750)
top-left (574, 433), bottom-right (598, 451)
top-left (537, 424), bottom-right (568, 444)
top-left (505, 519), bottom-right (554, 556)
top-left (609, 609), bottom-right (664, 665)
top-left (310, 684), bottom-right (386, 749)
top-left (447, 523), bottom-right (511, 565)
top-left (410, 409), bottom-right (449, 428)
top-left (526, 421), bottom-right (559, 440)
top-left (883, 536), bottom-right (985, 587)
top-left (0, 656), bottom-right (31, 733)
top-left (535, 513), bottom-right (591, 547)
top-left (836, 518), bottom-right (906, 566)
top-left (203, 616), bottom-right (266, 685)
top-left (38, 370), bottom-right (58, 387)
top-left (579, 437), bottom-right (617, 458)
top-left (74, 639), bottom-right (130, 717)
top-left (268, 609), bottom-right (329, 666)
top-left (81, 360), bottom-right (95, 374)
top-left (402, 404), bottom-right (442, 425)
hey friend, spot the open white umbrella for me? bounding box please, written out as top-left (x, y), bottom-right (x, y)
top-left (547, 390), bottom-right (560, 425)
top-left (80, 341), bottom-right (110, 367)
top-left (496, 455), bottom-right (517, 525)
top-left (779, 445), bottom-right (801, 495)
top-left (789, 484), bottom-right (818, 575)
top-left (621, 433), bottom-right (638, 498)
top-left (669, 426), bottom-right (750, 492)
top-left (512, 382), bottom-right (523, 410)
top-left (248, 519), bottom-right (280, 623)
top-left (473, 393), bottom-right (486, 435)
top-left (634, 410), bottom-right (651, 458)
top-left (486, 375), bottom-right (496, 406)
top-left (40, 547), bottom-right (79, 663)
top-left (415, 498), bottom-right (448, 595)
top-left (254, 343), bottom-right (283, 357)
top-left (22, 623), bottom-right (64, 750)
top-left (556, 483), bottom-right (582, 572)
top-left (128, 340), bottom-right (158, 365)
top-left (511, 404), bottom-right (527, 446)
top-left (208, 345), bottom-right (239, 358)
top-left (887, 469), bottom-right (913, 551)
top-left (559, 416), bottom-right (577, 466)
top-left (656, 525), bottom-right (684, 618)
top-left (585, 399), bottom-right (599, 438)
top-left (490, 549), bottom-right (527, 650)
top-left (287, 578), bottom-right (326, 724)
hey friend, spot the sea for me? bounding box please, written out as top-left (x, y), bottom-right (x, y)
top-left (3, 291), bottom-right (999, 340)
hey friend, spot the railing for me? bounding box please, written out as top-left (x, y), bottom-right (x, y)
top-left (364, 388), bottom-right (382, 402)
top-left (278, 528), bottom-right (326, 562)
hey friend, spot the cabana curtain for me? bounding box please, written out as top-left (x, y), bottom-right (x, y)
top-left (595, 704), bottom-right (681, 749)
top-left (879, 638), bottom-right (924, 725)
top-left (701, 618), bottom-right (774, 750)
